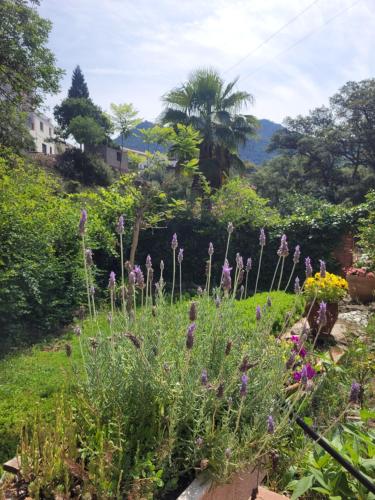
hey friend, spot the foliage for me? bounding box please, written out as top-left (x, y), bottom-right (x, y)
top-left (67, 115), bottom-right (107, 147)
top-left (0, 0), bottom-right (63, 150)
top-left (286, 419), bottom-right (375, 500)
top-left (110, 102), bottom-right (142, 145)
top-left (268, 79), bottom-right (375, 204)
top-left (161, 67), bottom-right (258, 188)
top-left (68, 65), bottom-right (89, 99)
top-left (211, 177), bottom-right (281, 227)
top-left (358, 191), bottom-right (375, 268)
top-left (56, 148), bottom-right (114, 187)
top-left (0, 149), bottom-right (83, 350)
top-left (304, 272), bottom-right (348, 303)
top-left (17, 290), bottom-right (302, 498)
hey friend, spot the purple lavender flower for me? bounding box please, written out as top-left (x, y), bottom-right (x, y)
top-left (349, 382), bottom-right (361, 404)
top-left (134, 265), bottom-right (144, 288)
top-left (108, 271), bottom-right (116, 289)
top-left (222, 261), bottom-right (232, 291)
top-left (78, 209), bottom-right (87, 236)
top-left (216, 382), bottom-right (224, 398)
top-left (189, 302), bottom-right (197, 321)
top-left (318, 301), bottom-right (327, 326)
top-left (146, 254), bottom-right (152, 270)
top-left (85, 248), bottom-right (93, 267)
top-left (116, 215), bottom-right (124, 235)
top-left (208, 242), bottom-right (214, 256)
top-left (267, 415), bottom-right (275, 434)
top-left (256, 305), bottom-right (262, 321)
top-left (294, 276), bottom-right (301, 294)
top-left (128, 270), bottom-right (136, 286)
top-left (294, 363), bottom-right (316, 382)
top-left (259, 228), bottom-right (266, 247)
top-left (277, 234), bottom-right (289, 258)
top-left (236, 253), bottom-right (243, 269)
top-left (293, 245), bottom-right (301, 265)
top-left (240, 374), bottom-right (248, 397)
top-left (319, 260), bottom-right (326, 278)
top-left (246, 258), bottom-right (252, 272)
top-left (305, 257), bottom-right (313, 278)
top-left (201, 369), bottom-right (208, 386)
top-left (171, 233), bottom-right (178, 250)
top-left (178, 248), bottom-right (184, 264)
top-left (186, 323), bottom-right (196, 349)
top-left (227, 222), bottom-right (234, 234)
top-left (286, 351), bottom-right (296, 369)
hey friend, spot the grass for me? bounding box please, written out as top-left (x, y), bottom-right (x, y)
top-left (0, 291), bottom-right (301, 466)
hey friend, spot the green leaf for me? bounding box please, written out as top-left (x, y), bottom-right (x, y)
top-left (303, 416), bottom-right (313, 426)
top-left (360, 408), bottom-right (375, 422)
top-left (290, 475), bottom-right (314, 500)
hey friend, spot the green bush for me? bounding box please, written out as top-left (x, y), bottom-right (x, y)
top-left (0, 149), bottom-right (83, 351)
top-left (56, 148), bottom-right (114, 187)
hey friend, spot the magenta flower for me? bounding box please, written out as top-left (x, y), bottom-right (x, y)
top-left (290, 335), bottom-right (299, 344)
top-left (259, 228), bottom-right (266, 247)
top-left (240, 374), bottom-right (248, 397)
top-left (222, 261), bottom-right (232, 291)
top-left (277, 234), bottom-right (289, 257)
top-left (108, 271), bottom-right (116, 289)
top-left (208, 242), bottom-right (214, 256)
top-left (319, 259), bottom-right (326, 278)
top-left (305, 257), bottom-right (313, 277)
top-left (78, 209), bottom-right (87, 236)
top-left (293, 363), bottom-right (316, 382)
top-left (178, 248), bottom-right (184, 264)
top-left (171, 233), bottom-right (178, 250)
top-left (116, 215), bottom-right (124, 235)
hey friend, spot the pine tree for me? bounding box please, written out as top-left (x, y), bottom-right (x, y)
top-left (68, 65), bottom-right (89, 99)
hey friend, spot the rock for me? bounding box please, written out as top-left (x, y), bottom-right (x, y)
top-left (255, 487), bottom-right (289, 499)
top-left (3, 456), bottom-right (21, 475)
top-left (329, 345), bottom-right (347, 363)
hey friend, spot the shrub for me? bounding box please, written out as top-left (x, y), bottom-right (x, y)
top-left (56, 148), bottom-right (114, 187)
top-left (0, 149), bottom-right (83, 351)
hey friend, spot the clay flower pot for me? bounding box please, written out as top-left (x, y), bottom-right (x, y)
top-left (306, 302), bottom-right (339, 337)
top-left (347, 274), bottom-right (375, 303)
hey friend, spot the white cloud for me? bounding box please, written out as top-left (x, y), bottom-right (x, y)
top-left (39, 0), bottom-right (375, 123)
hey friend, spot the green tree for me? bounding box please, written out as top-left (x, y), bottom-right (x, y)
top-left (68, 65), bottom-right (89, 99)
top-left (0, 0), bottom-right (63, 150)
top-left (110, 103), bottom-right (142, 172)
top-left (68, 116), bottom-right (106, 149)
top-left (161, 68), bottom-right (258, 188)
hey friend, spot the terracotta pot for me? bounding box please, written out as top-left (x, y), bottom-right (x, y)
top-left (306, 302), bottom-right (339, 337)
top-left (347, 274), bottom-right (375, 303)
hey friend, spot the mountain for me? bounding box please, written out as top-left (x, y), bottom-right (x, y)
top-left (115, 118), bottom-right (282, 165)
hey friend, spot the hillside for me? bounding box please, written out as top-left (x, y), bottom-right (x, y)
top-left (115, 118), bottom-right (282, 165)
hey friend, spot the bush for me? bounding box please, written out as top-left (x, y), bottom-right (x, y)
top-left (56, 148), bottom-right (114, 187)
top-left (0, 149), bottom-right (83, 351)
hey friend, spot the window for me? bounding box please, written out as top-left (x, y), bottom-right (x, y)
top-left (50, 146), bottom-right (52, 154)
top-left (116, 151), bottom-right (122, 162)
top-left (40, 121), bottom-right (44, 132)
top-left (42, 143), bottom-right (47, 154)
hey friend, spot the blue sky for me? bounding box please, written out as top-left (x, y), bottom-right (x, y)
top-left (39, 0), bottom-right (374, 124)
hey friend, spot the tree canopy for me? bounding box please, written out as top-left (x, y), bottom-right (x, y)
top-left (68, 65), bottom-right (89, 99)
top-left (161, 68), bottom-right (258, 188)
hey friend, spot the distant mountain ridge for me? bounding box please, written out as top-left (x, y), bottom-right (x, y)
top-left (115, 118), bottom-right (282, 165)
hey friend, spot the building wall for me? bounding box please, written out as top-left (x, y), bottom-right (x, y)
top-left (28, 113), bottom-right (56, 155)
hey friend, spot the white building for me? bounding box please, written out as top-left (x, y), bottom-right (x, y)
top-left (28, 112), bottom-right (56, 155)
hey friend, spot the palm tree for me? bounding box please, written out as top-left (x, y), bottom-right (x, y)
top-left (160, 68), bottom-right (258, 188)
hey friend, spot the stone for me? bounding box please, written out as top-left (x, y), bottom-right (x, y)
top-left (3, 456), bottom-right (21, 474)
top-left (329, 345), bottom-right (347, 363)
top-left (255, 486), bottom-right (289, 499)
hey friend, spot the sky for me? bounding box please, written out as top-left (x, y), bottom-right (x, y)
top-left (39, 0), bottom-right (375, 125)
